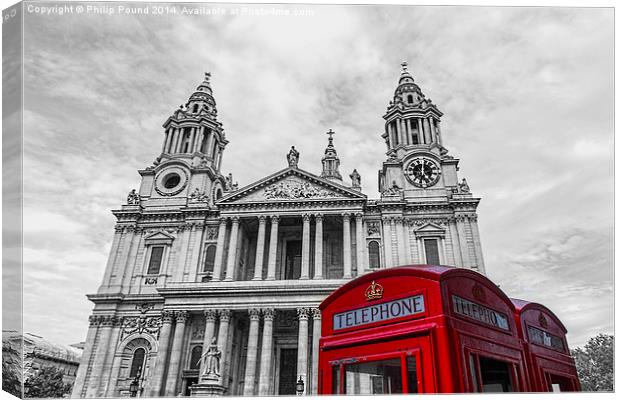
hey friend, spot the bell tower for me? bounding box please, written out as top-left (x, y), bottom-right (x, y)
top-left (320, 129), bottom-right (343, 183)
top-left (135, 72), bottom-right (230, 210)
top-left (378, 62), bottom-right (460, 201)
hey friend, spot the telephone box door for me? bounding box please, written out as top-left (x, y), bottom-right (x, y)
top-left (323, 334), bottom-right (436, 394)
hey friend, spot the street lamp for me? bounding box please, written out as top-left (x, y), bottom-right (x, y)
top-left (129, 367), bottom-right (143, 397)
top-left (296, 376), bottom-right (305, 395)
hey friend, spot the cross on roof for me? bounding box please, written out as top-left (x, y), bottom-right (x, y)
top-left (204, 72), bottom-right (211, 82)
top-left (326, 129), bottom-right (335, 145)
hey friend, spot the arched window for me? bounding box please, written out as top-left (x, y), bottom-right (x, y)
top-left (189, 346), bottom-right (203, 370)
top-left (368, 241), bottom-right (381, 269)
top-left (216, 189), bottom-right (223, 200)
top-left (193, 104), bottom-right (199, 113)
top-left (407, 94), bottom-right (414, 104)
top-left (203, 245), bottom-right (216, 273)
top-left (130, 348), bottom-right (145, 377)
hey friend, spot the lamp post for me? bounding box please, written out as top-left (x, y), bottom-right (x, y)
top-left (129, 367), bottom-right (144, 397)
top-left (296, 376), bottom-right (305, 396)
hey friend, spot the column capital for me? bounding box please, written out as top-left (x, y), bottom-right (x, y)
top-left (162, 310), bottom-right (175, 324)
top-left (219, 216), bottom-right (228, 224)
top-left (204, 309), bottom-right (217, 321)
top-left (341, 212), bottom-right (351, 219)
top-left (270, 215), bottom-right (280, 223)
top-left (297, 308), bottom-right (309, 321)
top-left (313, 213), bottom-right (323, 221)
top-left (175, 311), bottom-right (189, 323)
top-left (88, 315), bottom-right (100, 327)
top-left (230, 216), bottom-right (240, 223)
top-left (258, 215), bottom-right (267, 223)
top-left (262, 308), bottom-right (276, 321)
top-left (311, 308), bottom-right (321, 320)
top-left (302, 213), bottom-right (311, 222)
top-left (355, 212), bottom-right (364, 220)
top-left (219, 309), bottom-right (232, 322)
top-left (248, 308), bottom-right (261, 321)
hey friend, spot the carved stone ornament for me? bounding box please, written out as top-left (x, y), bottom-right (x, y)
top-left (382, 180), bottom-right (402, 196)
top-left (189, 187), bottom-right (210, 204)
top-left (191, 323), bottom-right (204, 341)
top-left (264, 181), bottom-right (333, 200)
top-left (135, 303), bottom-right (155, 314)
top-left (205, 226), bottom-right (218, 240)
top-left (287, 146), bottom-right (300, 168)
top-left (367, 221), bottom-right (381, 236)
top-left (121, 315), bottom-right (162, 339)
top-left (126, 189), bottom-right (140, 205)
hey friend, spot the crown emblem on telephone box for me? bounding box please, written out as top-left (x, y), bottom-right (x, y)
top-left (365, 281), bottom-right (384, 301)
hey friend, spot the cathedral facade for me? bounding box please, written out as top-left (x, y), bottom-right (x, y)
top-left (72, 64), bottom-right (485, 398)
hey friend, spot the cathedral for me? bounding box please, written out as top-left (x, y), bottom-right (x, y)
top-left (71, 63), bottom-right (485, 398)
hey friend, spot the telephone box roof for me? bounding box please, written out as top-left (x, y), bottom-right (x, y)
top-left (510, 298), bottom-right (568, 334)
top-left (320, 264), bottom-right (514, 312)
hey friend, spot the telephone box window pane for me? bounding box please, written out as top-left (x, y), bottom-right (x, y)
top-left (332, 365), bottom-right (340, 394)
top-left (469, 354), bottom-right (480, 392)
top-left (405, 356), bottom-right (419, 393)
top-left (344, 358), bottom-right (403, 394)
top-left (479, 356), bottom-right (514, 392)
top-left (424, 239), bottom-right (440, 265)
top-left (147, 246), bottom-right (164, 274)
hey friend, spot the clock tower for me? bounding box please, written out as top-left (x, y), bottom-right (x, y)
top-left (378, 62), bottom-right (461, 199)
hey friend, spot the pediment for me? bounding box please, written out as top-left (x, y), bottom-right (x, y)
top-left (144, 231), bottom-right (175, 241)
top-left (218, 167), bottom-right (366, 204)
top-left (415, 222), bottom-right (445, 232)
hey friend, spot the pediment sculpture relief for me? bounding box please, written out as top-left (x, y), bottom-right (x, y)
top-left (264, 180), bottom-right (334, 200)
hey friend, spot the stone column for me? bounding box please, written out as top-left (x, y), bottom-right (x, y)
top-left (258, 309), bottom-right (275, 395)
top-left (401, 219), bottom-right (412, 265)
top-left (162, 128), bottom-right (171, 153)
top-left (217, 310), bottom-right (232, 386)
top-left (417, 118), bottom-right (424, 144)
top-left (173, 128), bottom-right (183, 153)
top-left (395, 217), bottom-right (407, 266)
top-left (224, 216), bottom-right (240, 281)
top-left (429, 117), bottom-right (437, 144)
top-left (300, 214), bottom-right (311, 279)
top-left (313, 214), bottom-right (323, 279)
top-left (243, 309), bottom-right (261, 395)
top-left (382, 217), bottom-right (393, 268)
top-left (266, 216), bottom-right (279, 280)
top-left (84, 316), bottom-right (114, 397)
top-left (99, 318), bottom-right (123, 397)
top-left (148, 311), bottom-right (174, 397)
top-left (205, 129), bottom-right (213, 156)
top-left (72, 316), bottom-right (100, 398)
top-left (296, 308), bottom-right (309, 394)
top-left (187, 127), bottom-right (196, 153)
top-left (311, 309), bottom-right (321, 395)
top-left (164, 311), bottom-right (189, 396)
top-left (200, 309), bottom-right (218, 379)
top-left (212, 218), bottom-right (228, 281)
top-left (253, 216), bottom-right (267, 280)
top-left (100, 226), bottom-right (124, 289)
top-left (342, 213), bottom-right (352, 279)
top-left (424, 118), bottom-right (432, 144)
top-left (404, 119), bottom-right (411, 145)
top-left (400, 119), bottom-right (407, 145)
top-left (456, 215), bottom-right (471, 268)
top-left (469, 215), bottom-right (486, 274)
top-left (448, 218), bottom-right (463, 267)
top-left (354, 213), bottom-right (365, 275)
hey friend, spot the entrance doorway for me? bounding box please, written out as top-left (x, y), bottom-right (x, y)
top-left (278, 348), bottom-right (298, 395)
top-left (285, 240), bottom-right (302, 280)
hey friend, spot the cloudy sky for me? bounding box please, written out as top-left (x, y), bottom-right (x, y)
top-left (12, 2), bottom-right (613, 349)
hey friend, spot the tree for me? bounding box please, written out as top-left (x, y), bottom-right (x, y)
top-left (24, 366), bottom-right (71, 398)
top-left (572, 333), bottom-right (614, 391)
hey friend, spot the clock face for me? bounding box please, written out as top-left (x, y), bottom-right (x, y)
top-left (404, 157), bottom-right (441, 188)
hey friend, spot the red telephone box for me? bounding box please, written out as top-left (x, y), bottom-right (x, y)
top-left (318, 265), bottom-right (530, 394)
top-left (511, 299), bottom-right (581, 392)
